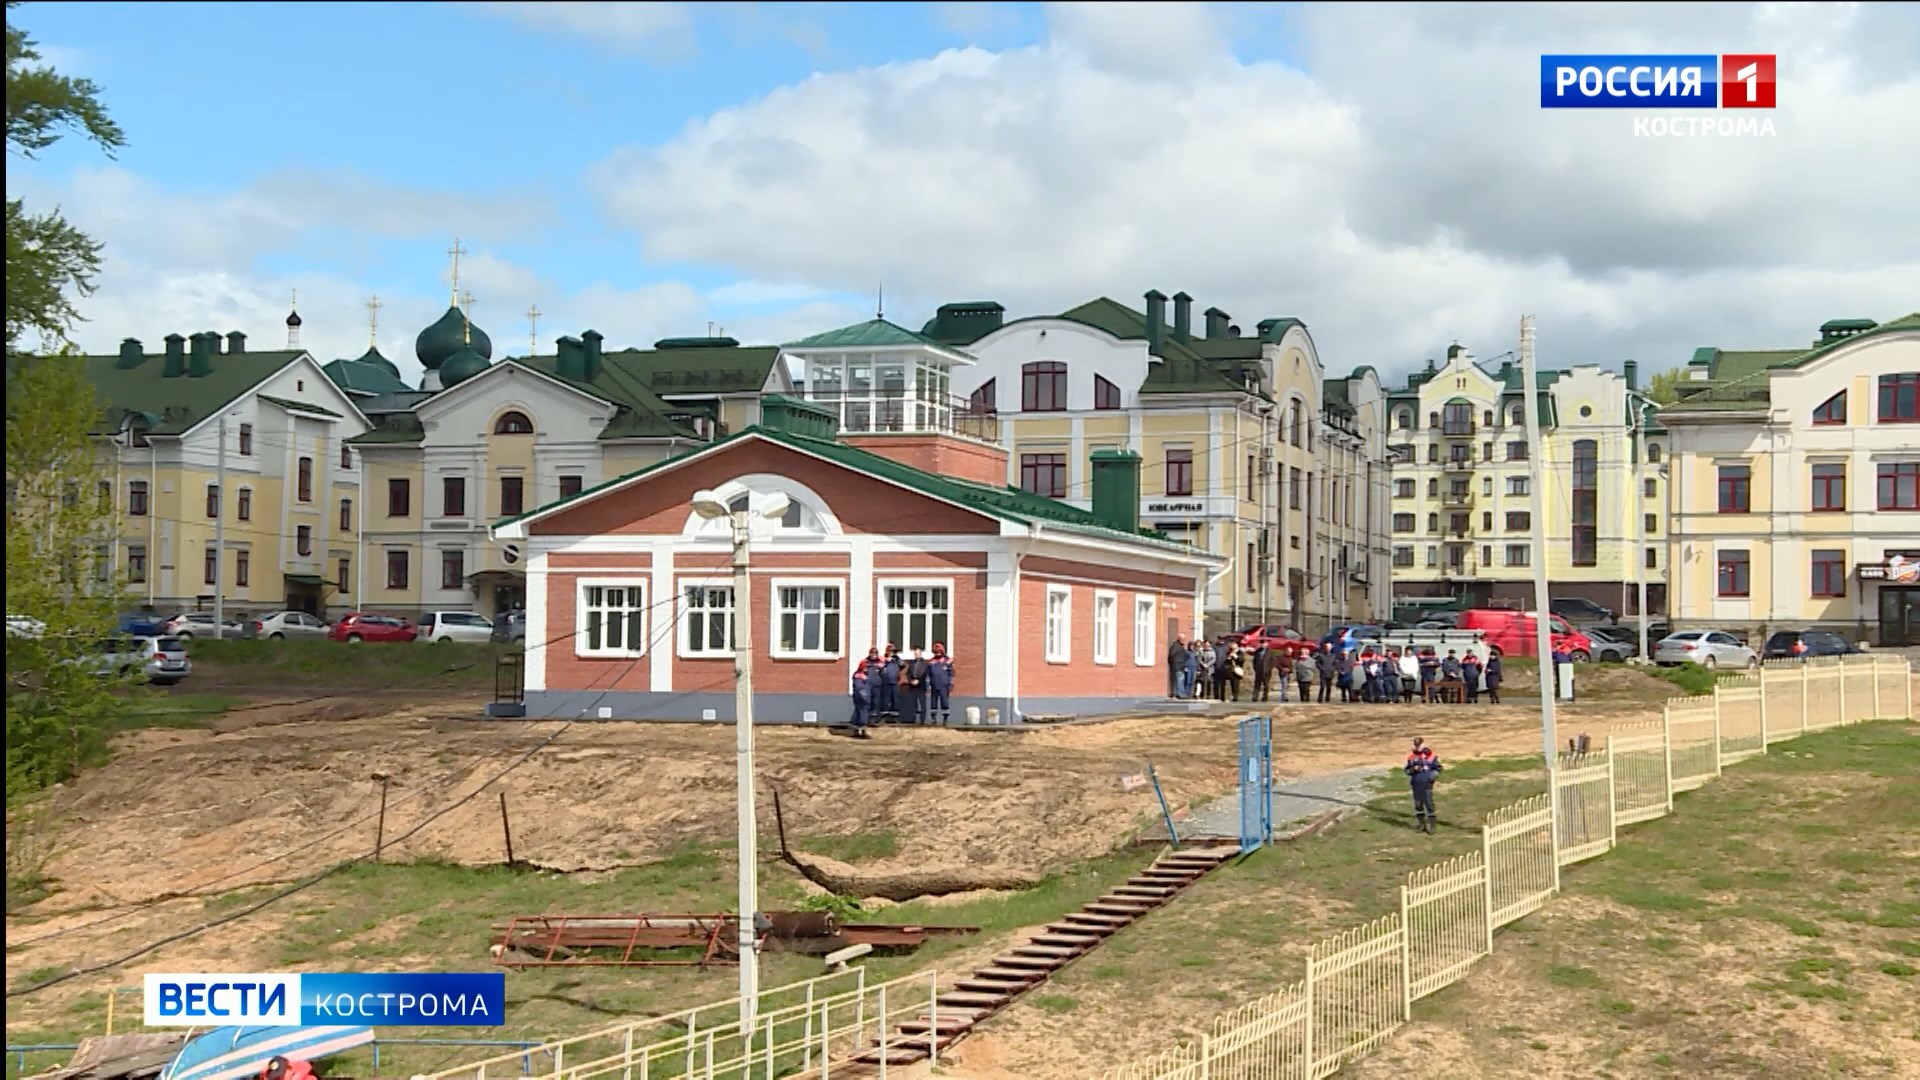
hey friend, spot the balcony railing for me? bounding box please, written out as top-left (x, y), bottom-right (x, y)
top-left (800, 388), bottom-right (1000, 443)
top-left (1443, 459), bottom-right (1475, 473)
top-left (1441, 491), bottom-right (1474, 507)
top-left (1441, 423), bottom-right (1477, 438)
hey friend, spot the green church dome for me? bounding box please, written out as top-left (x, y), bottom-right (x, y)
top-left (357, 345), bottom-right (402, 380)
top-left (439, 346), bottom-right (491, 388)
top-left (415, 305), bottom-right (492, 370)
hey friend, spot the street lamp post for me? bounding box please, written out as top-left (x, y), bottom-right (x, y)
top-left (689, 488), bottom-right (791, 1030)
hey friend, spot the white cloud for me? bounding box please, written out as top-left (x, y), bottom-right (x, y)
top-left (932, 2), bottom-right (1024, 40)
top-left (590, 1), bottom-right (1920, 375)
top-left (472, 2), bottom-right (695, 59)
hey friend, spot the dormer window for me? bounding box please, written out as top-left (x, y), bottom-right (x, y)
top-left (1811, 390), bottom-right (1846, 426)
top-left (1093, 374), bottom-right (1122, 410)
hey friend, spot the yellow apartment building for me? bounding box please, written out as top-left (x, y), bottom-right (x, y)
top-left (828, 292), bottom-right (1393, 636)
top-left (346, 303), bottom-right (793, 619)
top-left (1385, 345), bottom-right (1665, 617)
top-left (80, 327), bottom-right (370, 617)
top-left (1659, 313), bottom-right (1920, 645)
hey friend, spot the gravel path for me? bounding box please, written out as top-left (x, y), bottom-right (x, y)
top-left (1170, 765), bottom-right (1385, 842)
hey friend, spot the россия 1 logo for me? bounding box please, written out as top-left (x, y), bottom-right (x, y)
top-left (1539, 54), bottom-right (1776, 137)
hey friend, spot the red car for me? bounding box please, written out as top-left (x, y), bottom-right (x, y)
top-left (328, 612), bottom-right (418, 643)
top-left (1231, 624), bottom-right (1314, 659)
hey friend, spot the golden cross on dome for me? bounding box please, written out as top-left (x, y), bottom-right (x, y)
top-left (527, 303), bottom-right (542, 357)
top-left (461, 290), bottom-right (476, 345)
top-left (446, 238), bottom-right (466, 304)
top-left (366, 294), bottom-right (383, 348)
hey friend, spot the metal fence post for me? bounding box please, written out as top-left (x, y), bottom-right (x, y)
top-left (877, 984), bottom-right (889, 1080)
top-left (1873, 657), bottom-right (1883, 719)
top-left (1838, 658), bottom-right (1846, 723)
top-left (1480, 826), bottom-right (1496, 955)
top-left (1198, 1032), bottom-right (1212, 1080)
top-left (1548, 768), bottom-right (1563, 895)
top-left (1711, 691), bottom-right (1723, 776)
top-left (1800, 663), bottom-right (1810, 734)
top-left (1661, 702), bottom-right (1675, 813)
top-left (1398, 885), bottom-right (1414, 1021)
top-left (1604, 753), bottom-right (1617, 851)
top-left (1757, 669), bottom-right (1769, 751)
top-left (622, 1026), bottom-right (634, 1080)
top-left (1303, 954), bottom-right (1315, 1074)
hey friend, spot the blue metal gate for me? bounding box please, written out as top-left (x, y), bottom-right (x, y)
top-left (1237, 714), bottom-right (1273, 853)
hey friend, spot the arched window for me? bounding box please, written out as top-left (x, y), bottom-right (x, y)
top-left (688, 475), bottom-right (833, 539)
top-left (1811, 391), bottom-right (1846, 425)
top-left (1021, 362), bottom-right (1066, 412)
top-left (1482, 409), bottom-right (1494, 427)
top-left (1427, 411), bottom-right (1440, 429)
top-left (1093, 374), bottom-right (1122, 410)
top-left (1426, 513), bottom-right (1439, 532)
top-left (493, 411), bottom-right (534, 435)
top-left (1647, 443), bottom-right (1663, 464)
top-left (1396, 409), bottom-right (1413, 429)
top-left (1288, 402), bottom-right (1303, 447)
top-left (1509, 403), bottom-right (1525, 427)
top-left (968, 378), bottom-right (997, 415)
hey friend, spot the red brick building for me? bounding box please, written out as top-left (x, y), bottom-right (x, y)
top-left (491, 397), bottom-right (1221, 723)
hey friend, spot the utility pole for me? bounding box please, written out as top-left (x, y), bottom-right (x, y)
top-left (729, 506), bottom-right (761, 1027)
top-left (1518, 316), bottom-right (1556, 770)
top-left (214, 414), bottom-right (228, 634)
top-left (1634, 395), bottom-right (1651, 662)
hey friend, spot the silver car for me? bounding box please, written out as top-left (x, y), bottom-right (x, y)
top-left (1653, 630), bottom-right (1758, 670)
top-left (161, 612), bottom-right (245, 639)
top-left (83, 635), bottom-right (192, 685)
top-left (251, 610), bottom-right (331, 640)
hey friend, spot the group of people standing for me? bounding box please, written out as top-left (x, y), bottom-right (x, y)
top-left (848, 643), bottom-right (954, 736)
top-left (1315, 642), bottom-right (1504, 704)
top-left (1163, 635), bottom-right (1508, 706)
top-left (1164, 635), bottom-right (1295, 702)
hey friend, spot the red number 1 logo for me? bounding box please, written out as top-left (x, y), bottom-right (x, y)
top-left (1720, 54), bottom-right (1776, 109)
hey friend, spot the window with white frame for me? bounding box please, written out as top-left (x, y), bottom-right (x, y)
top-left (775, 583), bottom-right (843, 658)
top-left (680, 584), bottom-right (734, 657)
top-left (1044, 584), bottom-right (1072, 663)
top-left (1133, 596), bottom-right (1156, 666)
top-left (1092, 591), bottom-right (1117, 665)
top-left (880, 582), bottom-right (950, 653)
top-left (578, 581), bottom-right (647, 656)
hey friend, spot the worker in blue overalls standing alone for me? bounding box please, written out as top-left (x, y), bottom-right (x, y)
top-left (848, 658), bottom-right (873, 739)
top-left (927, 642), bottom-right (955, 726)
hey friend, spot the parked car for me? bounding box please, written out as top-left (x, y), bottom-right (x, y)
top-left (1653, 630), bottom-right (1758, 670)
top-left (1414, 613), bottom-right (1460, 630)
top-left (1583, 625), bottom-right (1639, 663)
top-left (161, 613), bottom-right (246, 639)
top-left (80, 635), bottom-right (192, 685)
top-left (251, 610), bottom-right (331, 640)
top-left (1319, 624), bottom-right (1385, 650)
top-left (1549, 597), bottom-right (1619, 627)
top-left (117, 610), bottom-right (167, 636)
top-left (1231, 624), bottom-right (1313, 658)
top-left (418, 611), bottom-right (495, 644)
top-left (6, 613), bottom-right (46, 638)
top-left (491, 610), bottom-right (527, 644)
top-left (328, 612), bottom-right (417, 643)
top-left (1455, 609), bottom-right (1593, 661)
top-left (1760, 629), bottom-right (1865, 660)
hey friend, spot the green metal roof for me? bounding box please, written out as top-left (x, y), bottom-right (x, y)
top-left (1051, 298), bottom-right (1255, 396)
top-left (259, 394), bottom-right (343, 418)
top-left (67, 347), bottom-right (307, 436)
top-left (322, 356), bottom-right (412, 396)
top-left (784, 318), bottom-right (955, 351)
top-left (496, 424), bottom-right (1214, 559)
top-left (1662, 313), bottom-right (1920, 417)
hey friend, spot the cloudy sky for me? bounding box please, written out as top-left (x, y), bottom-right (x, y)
top-left (10, 1), bottom-right (1917, 388)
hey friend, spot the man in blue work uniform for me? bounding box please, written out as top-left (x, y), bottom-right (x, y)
top-left (876, 645), bottom-right (901, 721)
top-left (927, 642), bottom-right (955, 725)
top-left (1405, 737), bottom-right (1443, 833)
top-left (902, 647), bottom-right (931, 725)
top-left (848, 659), bottom-right (873, 739)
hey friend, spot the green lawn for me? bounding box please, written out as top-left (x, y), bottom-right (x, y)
top-left (1347, 719), bottom-right (1920, 1080)
top-left (182, 638), bottom-right (507, 691)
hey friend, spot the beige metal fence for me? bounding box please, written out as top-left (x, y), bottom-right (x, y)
top-left (1095, 653), bottom-right (1915, 1080)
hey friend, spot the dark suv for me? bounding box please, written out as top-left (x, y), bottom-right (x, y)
top-left (1549, 597), bottom-right (1618, 626)
top-left (1761, 629), bottom-right (1863, 660)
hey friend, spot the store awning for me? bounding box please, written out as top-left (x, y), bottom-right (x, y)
top-left (285, 573), bottom-right (325, 585)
